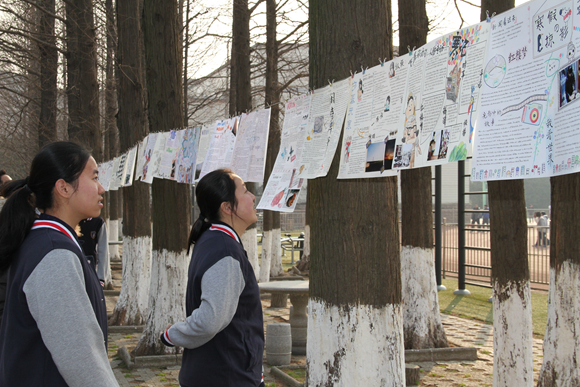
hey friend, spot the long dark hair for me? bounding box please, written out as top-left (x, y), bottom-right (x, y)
top-left (187, 168), bottom-right (238, 252)
top-left (0, 141), bottom-right (91, 270)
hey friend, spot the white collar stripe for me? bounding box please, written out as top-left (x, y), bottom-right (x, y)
top-left (32, 220), bottom-right (82, 253)
top-left (209, 224), bottom-right (240, 243)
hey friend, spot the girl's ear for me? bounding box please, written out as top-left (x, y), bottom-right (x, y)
top-left (54, 178), bottom-right (72, 199)
top-left (220, 202), bottom-right (232, 216)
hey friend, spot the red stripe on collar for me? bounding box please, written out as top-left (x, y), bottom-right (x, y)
top-left (209, 224), bottom-right (240, 243)
top-left (31, 220), bottom-right (82, 253)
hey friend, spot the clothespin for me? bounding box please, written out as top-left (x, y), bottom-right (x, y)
top-left (350, 70), bottom-right (354, 78)
top-left (361, 65), bottom-right (365, 74)
top-left (408, 45), bottom-right (412, 55)
top-left (379, 58), bottom-right (384, 66)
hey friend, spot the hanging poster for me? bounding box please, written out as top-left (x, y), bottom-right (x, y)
top-left (195, 123), bottom-right (213, 177)
top-left (199, 117), bottom-right (238, 179)
top-left (156, 130), bottom-right (181, 180)
top-left (472, 0), bottom-right (580, 180)
top-left (257, 94), bottom-right (311, 212)
top-left (134, 137), bottom-right (148, 181)
top-left (338, 57), bottom-right (409, 179)
top-left (298, 77), bottom-right (351, 179)
top-left (230, 108), bottom-right (271, 182)
top-left (122, 146), bottom-right (138, 187)
top-left (174, 127), bottom-right (201, 184)
top-left (393, 22), bottom-right (490, 171)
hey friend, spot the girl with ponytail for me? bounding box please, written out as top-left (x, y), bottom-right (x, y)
top-left (161, 168), bottom-right (265, 387)
top-left (0, 141), bottom-right (119, 386)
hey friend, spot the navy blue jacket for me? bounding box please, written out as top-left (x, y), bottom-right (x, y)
top-left (179, 223), bottom-right (264, 387)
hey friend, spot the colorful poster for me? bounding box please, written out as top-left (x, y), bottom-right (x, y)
top-left (338, 57), bottom-right (409, 179)
top-left (230, 108), bottom-right (271, 183)
top-left (199, 117), bottom-right (238, 179)
top-left (122, 146), bottom-right (138, 187)
top-left (175, 127), bottom-right (201, 184)
top-left (140, 132), bottom-right (160, 184)
top-left (257, 94), bottom-right (311, 212)
top-left (156, 130), bottom-right (180, 180)
top-left (298, 78), bottom-right (351, 179)
top-left (393, 22), bottom-right (490, 171)
top-left (472, 0), bottom-right (580, 180)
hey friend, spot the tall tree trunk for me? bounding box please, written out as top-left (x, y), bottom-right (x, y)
top-left (182, 0), bottom-right (190, 126)
top-left (105, 0), bottom-right (121, 268)
top-left (134, 0), bottom-right (191, 355)
top-left (260, 0), bottom-right (282, 282)
top-left (110, 0), bottom-right (152, 326)
top-left (38, 0), bottom-right (58, 147)
top-left (307, 1), bottom-right (404, 384)
top-left (65, 0), bottom-right (102, 159)
top-left (538, 173), bottom-right (580, 386)
top-left (398, 0), bottom-right (447, 350)
top-left (479, 1), bottom-right (533, 385)
top-left (230, 0), bottom-right (259, 270)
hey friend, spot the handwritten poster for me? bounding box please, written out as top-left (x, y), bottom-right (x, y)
top-left (195, 123), bottom-right (213, 176)
top-left (156, 130), bottom-right (180, 180)
top-left (199, 117), bottom-right (238, 179)
top-left (134, 137), bottom-right (148, 181)
top-left (393, 23), bottom-right (490, 171)
top-left (99, 160), bottom-right (114, 191)
top-left (338, 57), bottom-right (409, 179)
top-left (175, 127), bottom-right (201, 184)
top-left (122, 146), bottom-right (138, 187)
top-left (230, 108), bottom-right (271, 182)
top-left (472, 0), bottom-right (580, 180)
top-left (258, 94), bottom-right (311, 212)
top-left (298, 78), bottom-right (351, 179)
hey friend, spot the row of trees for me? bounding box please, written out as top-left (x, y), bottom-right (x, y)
top-left (1, 0), bottom-right (579, 384)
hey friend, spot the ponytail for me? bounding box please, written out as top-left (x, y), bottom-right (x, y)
top-left (0, 141), bottom-right (90, 270)
top-left (0, 179), bottom-right (36, 270)
top-left (187, 169), bottom-right (237, 251)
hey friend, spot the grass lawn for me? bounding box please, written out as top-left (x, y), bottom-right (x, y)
top-left (438, 278), bottom-right (549, 338)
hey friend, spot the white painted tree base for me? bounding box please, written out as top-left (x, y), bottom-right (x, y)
top-left (270, 228), bottom-right (283, 277)
top-left (111, 236), bottom-right (152, 325)
top-left (241, 228), bottom-right (259, 277)
top-left (259, 230), bottom-right (273, 283)
top-left (108, 219), bottom-right (121, 261)
top-left (538, 262), bottom-right (580, 387)
top-left (135, 248), bottom-right (190, 355)
top-left (307, 299), bottom-right (405, 386)
top-left (401, 246), bottom-right (447, 348)
top-left (492, 280), bottom-right (534, 387)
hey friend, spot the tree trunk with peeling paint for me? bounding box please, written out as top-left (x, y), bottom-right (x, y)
top-left (109, 0), bottom-right (152, 327)
top-left (538, 173), bottom-right (580, 387)
top-left (488, 180), bottom-right (533, 386)
top-left (307, 1), bottom-right (404, 385)
top-left (480, 2), bottom-right (533, 385)
top-left (133, 0), bottom-right (191, 355)
top-left (398, 0), bottom-right (448, 351)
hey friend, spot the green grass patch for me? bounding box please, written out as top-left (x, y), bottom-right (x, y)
top-left (438, 279), bottom-right (548, 337)
top-left (279, 368), bottom-right (306, 383)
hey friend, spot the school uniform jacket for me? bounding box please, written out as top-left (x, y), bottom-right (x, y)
top-left (0, 214), bottom-right (118, 387)
top-left (163, 223), bottom-right (264, 387)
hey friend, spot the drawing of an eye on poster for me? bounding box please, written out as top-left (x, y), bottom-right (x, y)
top-left (472, 0), bottom-right (580, 181)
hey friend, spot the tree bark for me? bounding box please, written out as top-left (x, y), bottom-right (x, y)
top-left (398, 0), bottom-right (447, 351)
top-left (110, 0), bottom-right (152, 326)
top-left (263, 0), bottom-right (283, 280)
top-left (38, 0), bottom-right (58, 147)
top-left (307, 1), bottom-right (404, 384)
top-left (134, 0), bottom-right (191, 355)
top-left (65, 0), bottom-right (102, 160)
top-left (538, 173), bottom-right (580, 387)
top-left (479, 1), bottom-right (533, 385)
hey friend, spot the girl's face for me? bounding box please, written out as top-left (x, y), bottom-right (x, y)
top-left (231, 174), bottom-right (257, 229)
top-left (69, 157), bottom-right (105, 220)
top-left (406, 98), bottom-right (415, 116)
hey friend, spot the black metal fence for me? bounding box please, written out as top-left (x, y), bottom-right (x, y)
top-left (440, 222), bottom-right (550, 291)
